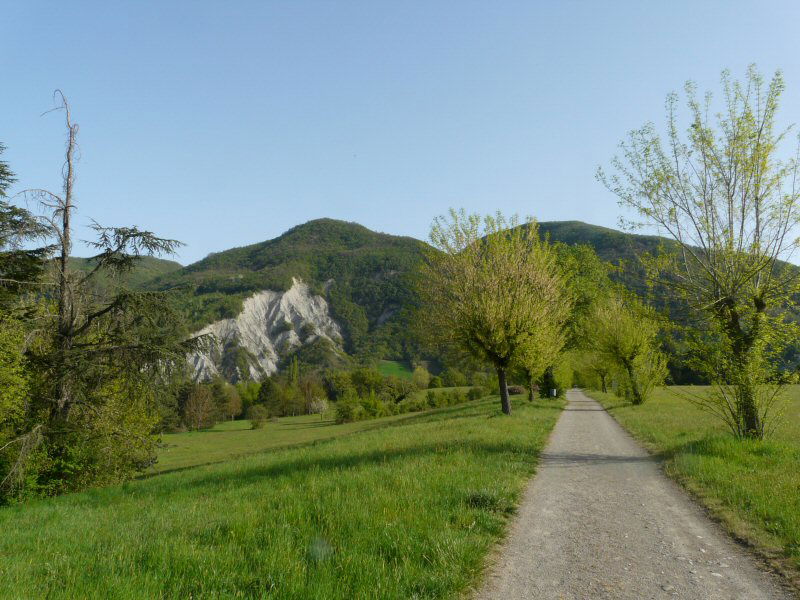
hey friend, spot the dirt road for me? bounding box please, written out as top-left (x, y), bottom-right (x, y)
top-left (474, 389), bottom-right (792, 599)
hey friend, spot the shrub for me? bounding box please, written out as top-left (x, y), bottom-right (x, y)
top-left (247, 405), bottom-right (268, 430)
top-left (428, 376), bottom-right (443, 388)
top-left (426, 390), bottom-right (438, 408)
top-left (401, 397), bottom-right (427, 413)
top-left (507, 385), bottom-right (526, 396)
top-left (411, 366), bottom-right (431, 390)
top-left (467, 387), bottom-right (485, 401)
top-left (335, 400), bottom-right (362, 424)
top-left (441, 367), bottom-right (467, 388)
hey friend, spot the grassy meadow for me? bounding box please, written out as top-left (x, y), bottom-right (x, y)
top-left (154, 386), bottom-right (473, 474)
top-left (0, 396), bottom-right (562, 599)
top-left (586, 386), bottom-right (800, 579)
top-left (377, 359), bottom-right (414, 379)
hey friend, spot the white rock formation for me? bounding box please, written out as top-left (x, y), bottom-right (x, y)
top-left (189, 278), bottom-right (343, 382)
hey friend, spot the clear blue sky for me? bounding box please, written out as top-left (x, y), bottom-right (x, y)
top-left (3, 1), bottom-right (799, 264)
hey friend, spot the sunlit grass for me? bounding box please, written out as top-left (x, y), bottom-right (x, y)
top-left (377, 359), bottom-right (414, 380)
top-left (0, 396), bottom-right (563, 599)
top-left (586, 385), bottom-right (800, 576)
top-left (153, 387), bottom-right (473, 474)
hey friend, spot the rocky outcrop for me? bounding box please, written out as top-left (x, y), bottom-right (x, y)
top-left (189, 278), bottom-right (343, 382)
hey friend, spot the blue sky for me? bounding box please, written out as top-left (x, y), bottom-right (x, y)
top-left (3, 1), bottom-right (800, 264)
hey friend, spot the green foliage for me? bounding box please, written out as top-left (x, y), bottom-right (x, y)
top-left (246, 405), bottom-right (268, 430)
top-left (149, 219), bottom-right (429, 360)
top-left (601, 66), bottom-right (800, 438)
top-left (421, 211), bottom-right (572, 415)
top-left (234, 381), bottom-right (260, 413)
top-left (440, 367), bottom-right (467, 387)
top-left (591, 296), bottom-right (667, 404)
top-left (68, 255), bottom-right (181, 294)
top-left (428, 375), bottom-right (443, 388)
top-left (411, 365), bottom-right (430, 389)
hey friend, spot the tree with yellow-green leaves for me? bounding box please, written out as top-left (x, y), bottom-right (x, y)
top-left (420, 210), bottom-right (572, 415)
top-left (600, 66), bottom-right (800, 438)
top-left (591, 295), bottom-right (667, 405)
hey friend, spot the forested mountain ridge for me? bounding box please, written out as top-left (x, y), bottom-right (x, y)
top-left (126, 217), bottom-right (782, 382)
top-left (147, 219), bottom-right (429, 366)
top-left (69, 255), bottom-right (182, 291)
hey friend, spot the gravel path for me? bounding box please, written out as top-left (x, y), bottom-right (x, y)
top-left (474, 389), bottom-right (792, 599)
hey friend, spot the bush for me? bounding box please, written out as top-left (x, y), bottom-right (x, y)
top-left (247, 405), bottom-right (268, 429)
top-left (467, 387), bottom-right (485, 401)
top-left (441, 367), bottom-right (467, 388)
top-left (428, 376), bottom-right (443, 388)
top-left (411, 366), bottom-right (431, 390)
top-left (507, 385), bottom-right (526, 396)
top-left (426, 390), bottom-right (438, 408)
top-left (400, 397), bottom-right (427, 413)
top-left (335, 400), bottom-right (363, 424)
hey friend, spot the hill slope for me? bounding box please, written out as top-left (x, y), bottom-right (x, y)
top-left (146, 218), bottom-right (725, 382)
top-left (149, 219), bottom-right (428, 375)
top-left (69, 255), bottom-right (182, 290)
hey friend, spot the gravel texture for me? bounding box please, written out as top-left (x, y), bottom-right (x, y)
top-left (474, 389), bottom-right (792, 599)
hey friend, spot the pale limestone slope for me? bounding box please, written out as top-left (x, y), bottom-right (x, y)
top-left (189, 278), bottom-right (343, 382)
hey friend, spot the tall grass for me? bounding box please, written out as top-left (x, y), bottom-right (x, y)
top-left (0, 396), bottom-right (563, 599)
top-left (586, 386), bottom-right (800, 580)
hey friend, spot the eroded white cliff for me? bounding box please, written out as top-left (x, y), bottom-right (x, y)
top-left (189, 278), bottom-right (343, 382)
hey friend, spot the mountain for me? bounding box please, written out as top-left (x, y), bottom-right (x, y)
top-left (69, 255), bottom-right (182, 290)
top-left (148, 219), bottom-right (428, 378)
top-left (189, 278), bottom-right (346, 382)
top-left (140, 218), bottom-right (718, 383)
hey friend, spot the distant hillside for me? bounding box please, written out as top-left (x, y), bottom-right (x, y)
top-left (149, 219), bottom-right (429, 369)
top-left (148, 217), bottom-right (750, 382)
top-left (69, 255), bottom-right (182, 290)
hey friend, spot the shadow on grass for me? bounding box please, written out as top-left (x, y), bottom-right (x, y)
top-left (159, 438), bottom-right (542, 498)
top-left (144, 398), bottom-right (562, 480)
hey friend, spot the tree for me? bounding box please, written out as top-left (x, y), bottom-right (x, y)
top-left (183, 386), bottom-right (215, 431)
top-left (0, 143), bottom-right (49, 308)
top-left (600, 66), bottom-right (800, 437)
top-left (2, 92), bottom-right (199, 498)
top-left (578, 351), bottom-right (613, 393)
top-left (225, 386), bottom-right (243, 420)
top-left (411, 365), bottom-right (431, 389)
top-left (420, 210), bottom-right (571, 415)
top-left (534, 243), bottom-right (614, 399)
top-left (591, 296), bottom-right (667, 405)
top-left (246, 405), bottom-right (268, 430)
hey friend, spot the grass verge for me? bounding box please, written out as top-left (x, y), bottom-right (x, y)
top-left (0, 396), bottom-right (563, 599)
top-left (585, 386), bottom-right (800, 588)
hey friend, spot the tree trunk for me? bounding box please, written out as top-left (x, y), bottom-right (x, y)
top-left (497, 366), bottom-right (511, 415)
top-left (600, 373), bottom-right (607, 393)
top-left (527, 370), bottom-right (535, 402)
top-left (54, 99), bottom-right (78, 423)
top-left (624, 362), bottom-right (643, 405)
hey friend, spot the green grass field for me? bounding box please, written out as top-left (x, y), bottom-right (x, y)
top-left (378, 359), bottom-right (414, 379)
top-left (585, 386), bottom-right (800, 578)
top-left (0, 396), bottom-right (563, 599)
top-left (153, 387), bottom-right (474, 474)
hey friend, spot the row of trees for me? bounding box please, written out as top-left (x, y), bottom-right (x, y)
top-left (421, 210), bottom-right (667, 415)
top-left (422, 66), bottom-right (800, 441)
